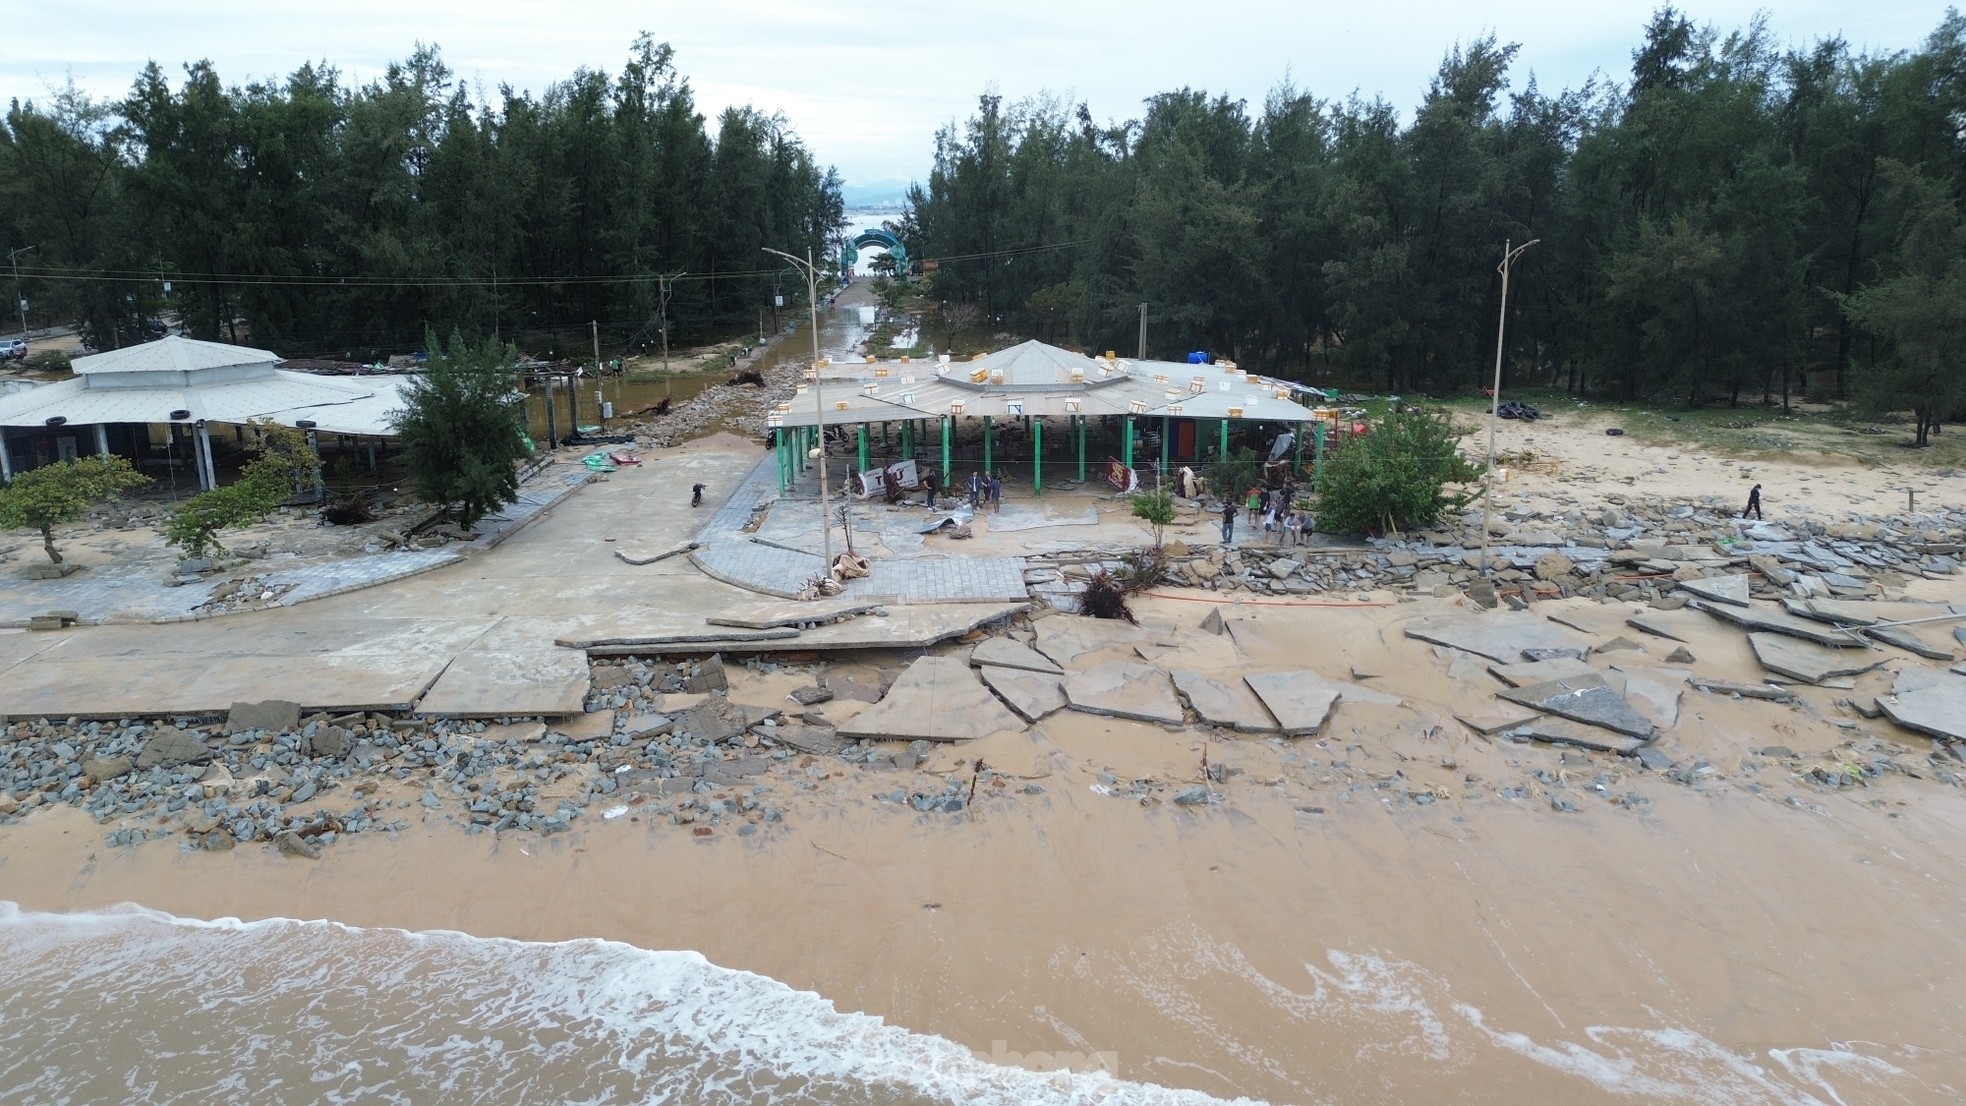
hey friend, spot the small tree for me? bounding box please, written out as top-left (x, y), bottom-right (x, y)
top-left (0, 454), bottom-right (149, 564)
top-left (164, 420), bottom-right (323, 559)
top-left (1211, 447), bottom-right (1259, 511)
top-left (1315, 408), bottom-right (1480, 535)
top-left (1130, 488), bottom-right (1175, 548)
top-left (391, 329), bottom-right (532, 530)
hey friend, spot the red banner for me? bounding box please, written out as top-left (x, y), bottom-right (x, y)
top-left (1105, 457), bottom-right (1133, 491)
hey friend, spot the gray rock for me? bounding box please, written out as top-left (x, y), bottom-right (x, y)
top-left (309, 727), bottom-right (351, 758)
top-left (1677, 574), bottom-right (1751, 607)
top-left (681, 655), bottom-right (729, 693)
top-left (1498, 673), bottom-right (1656, 738)
top-left (137, 730), bottom-right (211, 770)
top-left (1748, 633), bottom-right (1882, 685)
top-left (227, 700), bottom-right (302, 735)
top-left (788, 685), bottom-right (834, 705)
top-left (273, 831), bottom-right (321, 859)
top-left (83, 755), bottom-right (134, 781)
top-left (1173, 786), bottom-right (1214, 805)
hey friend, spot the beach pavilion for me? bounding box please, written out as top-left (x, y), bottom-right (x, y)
top-left (0, 336), bottom-right (410, 487)
top-left (767, 339), bottom-right (1323, 493)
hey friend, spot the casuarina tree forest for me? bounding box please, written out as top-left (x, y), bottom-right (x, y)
top-left (5, 10), bottom-right (1966, 427)
top-left (901, 8), bottom-right (1966, 420)
top-left (0, 36), bottom-right (844, 360)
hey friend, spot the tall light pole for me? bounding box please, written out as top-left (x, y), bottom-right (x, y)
top-left (1479, 237), bottom-right (1539, 580)
top-left (1137, 303), bottom-right (1147, 360)
top-left (762, 246), bottom-right (832, 577)
top-left (9, 245), bottom-right (36, 346)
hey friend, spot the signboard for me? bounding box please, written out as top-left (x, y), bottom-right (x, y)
top-left (856, 458), bottom-right (921, 497)
top-left (1105, 457), bottom-right (1134, 492)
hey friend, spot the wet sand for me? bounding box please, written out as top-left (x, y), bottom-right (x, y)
top-left (6, 588), bottom-right (1965, 1103)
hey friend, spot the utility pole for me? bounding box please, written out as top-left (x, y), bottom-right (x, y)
top-left (1137, 303), bottom-right (1147, 361)
top-left (763, 245), bottom-right (831, 578)
top-left (9, 245), bottom-right (36, 345)
top-left (1479, 237), bottom-right (1540, 581)
top-left (657, 272), bottom-right (683, 373)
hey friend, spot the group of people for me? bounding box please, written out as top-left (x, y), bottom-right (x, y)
top-left (922, 468), bottom-right (1003, 514)
top-left (1221, 484), bottom-right (1309, 546)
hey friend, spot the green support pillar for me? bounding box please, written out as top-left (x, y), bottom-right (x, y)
top-left (778, 428), bottom-right (790, 490)
top-left (1033, 417), bottom-right (1043, 494)
top-left (1161, 415), bottom-right (1170, 472)
top-left (1076, 415), bottom-right (1086, 481)
top-left (941, 416), bottom-right (952, 476)
top-left (857, 424), bottom-right (869, 474)
top-left (1313, 421), bottom-right (1327, 489)
top-left (983, 416), bottom-right (993, 473)
top-left (1218, 417), bottom-right (1229, 461)
top-left (902, 420), bottom-right (914, 460)
top-left (1294, 421), bottom-right (1305, 476)
top-left (1123, 417), bottom-right (1134, 473)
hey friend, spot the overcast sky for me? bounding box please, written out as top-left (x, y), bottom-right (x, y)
top-left (2, 1), bottom-right (1949, 186)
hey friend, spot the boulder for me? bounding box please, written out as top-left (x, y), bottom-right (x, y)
top-left (226, 699), bottom-right (302, 735)
top-left (83, 755), bottom-right (134, 781)
top-left (1534, 552), bottom-right (1575, 581)
top-left (137, 729), bottom-right (211, 770)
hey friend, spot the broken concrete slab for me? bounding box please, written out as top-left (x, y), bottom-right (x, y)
top-left (1748, 632), bottom-right (1883, 685)
top-left (1063, 659), bottom-right (1186, 725)
top-left (1781, 598), bottom-right (1960, 627)
top-left (1403, 614), bottom-right (1593, 664)
top-left (837, 656), bottom-right (1022, 742)
top-left (226, 699), bottom-right (301, 734)
top-left (618, 713), bottom-right (675, 739)
top-left (1626, 610), bottom-right (1703, 643)
top-left (1488, 656), bottom-right (1597, 688)
top-left (1865, 624), bottom-right (1958, 661)
top-left (1692, 600), bottom-right (1869, 648)
top-left (968, 636), bottom-right (1064, 674)
top-left (613, 540), bottom-right (700, 566)
top-left (1609, 667), bottom-right (1686, 731)
top-left (558, 627), bottom-right (800, 649)
top-left (1034, 615), bottom-right (1154, 668)
top-left (1688, 675), bottom-right (1797, 702)
top-left (136, 728), bottom-right (211, 769)
top-left (1243, 671), bottom-right (1341, 736)
top-left (1336, 681), bottom-right (1404, 708)
top-left (418, 640), bottom-right (591, 718)
top-left (1171, 670), bottom-right (1279, 732)
top-left (1497, 673), bottom-right (1655, 738)
top-left (1876, 673), bottom-right (1966, 743)
top-left (1506, 715), bottom-right (1649, 756)
top-left (1454, 703), bottom-right (1543, 735)
top-left (976, 664), bottom-right (1067, 723)
top-left (763, 722), bottom-right (848, 755)
top-left (550, 710), bottom-right (615, 741)
top-left (705, 601), bottom-right (881, 630)
top-left (1676, 574), bottom-right (1751, 607)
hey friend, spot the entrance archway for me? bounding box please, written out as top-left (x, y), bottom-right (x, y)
top-left (839, 228), bottom-right (907, 279)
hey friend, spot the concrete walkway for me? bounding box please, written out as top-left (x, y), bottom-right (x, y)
top-left (689, 451), bottom-right (1028, 604)
top-left (0, 463), bottom-right (594, 628)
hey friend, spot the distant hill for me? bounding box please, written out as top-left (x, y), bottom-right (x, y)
top-left (840, 180), bottom-right (912, 207)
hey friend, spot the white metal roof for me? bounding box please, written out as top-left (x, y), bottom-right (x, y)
top-left (71, 335), bottom-right (280, 376)
top-left (0, 370), bottom-right (408, 436)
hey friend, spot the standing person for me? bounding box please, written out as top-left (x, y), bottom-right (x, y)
top-left (691, 483), bottom-right (705, 507)
top-left (989, 473), bottom-right (1003, 514)
top-left (1221, 498), bottom-right (1237, 544)
top-left (1246, 487), bottom-right (1261, 527)
top-left (1742, 483), bottom-right (1763, 520)
top-left (924, 469), bottom-right (939, 510)
top-left (1263, 502), bottom-right (1279, 541)
top-left (968, 469), bottom-right (983, 509)
top-left (1282, 509), bottom-right (1302, 547)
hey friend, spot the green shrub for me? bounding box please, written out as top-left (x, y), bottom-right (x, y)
top-left (391, 329), bottom-right (532, 530)
top-left (0, 454), bottom-right (149, 563)
top-left (1315, 408), bottom-right (1479, 535)
top-left (165, 420), bottom-right (323, 558)
top-left (1129, 488), bottom-right (1175, 548)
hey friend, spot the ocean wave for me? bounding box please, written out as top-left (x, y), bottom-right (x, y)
top-left (0, 902), bottom-right (1264, 1106)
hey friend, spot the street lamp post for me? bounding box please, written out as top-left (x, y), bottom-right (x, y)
top-left (9, 245), bottom-right (36, 347)
top-left (762, 246), bottom-right (832, 577)
top-left (1479, 237), bottom-right (1539, 581)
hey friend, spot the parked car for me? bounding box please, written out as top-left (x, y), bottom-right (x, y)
top-left (2, 338), bottom-right (25, 360)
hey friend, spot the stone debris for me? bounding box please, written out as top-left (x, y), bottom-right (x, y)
top-left (967, 636), bottom-right (1064, 674)
top-left (976, 665), bottom-right (1068, 723)
top-left (1171, 670), bottom-right (1279, 732)
top-left (1693, 600), bottom-right (1869, 648)
top-left (1876, 673), bottom-right (1966, 744)
top-left (1242, 672), bottom-right (1341, 736)
top-left (1063, 660), bottom-right (1186, 725)
top-left (1488, 656), bottom-right (1597, 688)
top-left (1676, 574), bottom-right (1751, 607)
top-left (1688, 676), bottom-right (1797, 702)
top-left (1403, 614), bottom-right (1593, 664)
top-left (1505, 716), bottom-right (1650, 756)
top-left (837, 656), bottom-right (1022, 742)
top-left (1497, 673), bottom-right (1656, 739)
top-left (1033, 614), bottom-right (1154, 668)
top-left (226, 700), bottom-right (302, 735)
top-left (1747, 633), bottom-right (1883, 685)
